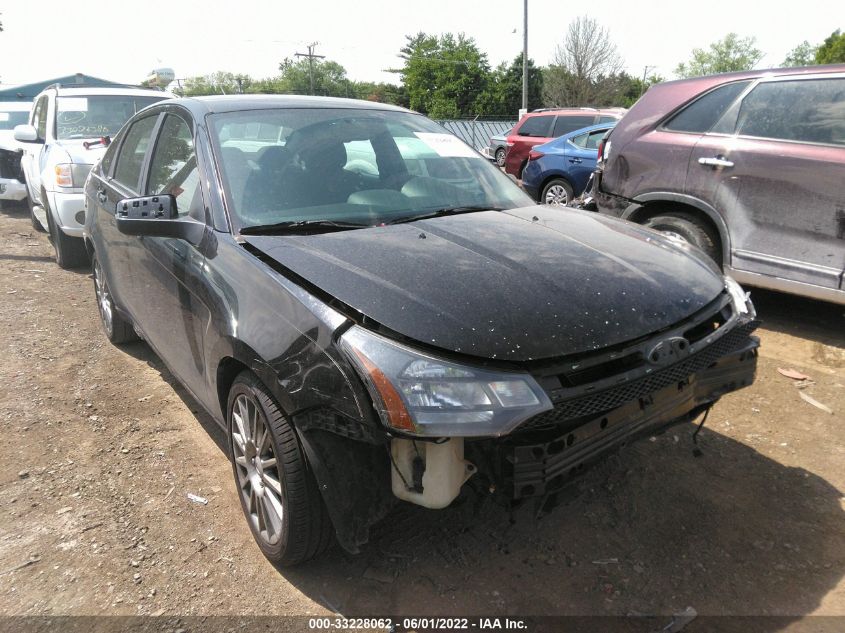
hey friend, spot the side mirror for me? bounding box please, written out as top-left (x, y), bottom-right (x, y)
top-left (13, 124), bottom-right (39, 143)
top-left (115, 194), bottom-right (205, 244)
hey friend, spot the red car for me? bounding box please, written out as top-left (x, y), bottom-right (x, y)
top-left (504, 108), bottom-right (625, 178)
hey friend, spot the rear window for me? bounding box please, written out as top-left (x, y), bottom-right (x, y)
top-left (517, 115), bottom-right (554, 137)
top-left (663, 81), bottom-right (751, 134)
top-left (733, 78), bottom-right (845, 146)
top-left (552, 115), bottom-right (596, 137)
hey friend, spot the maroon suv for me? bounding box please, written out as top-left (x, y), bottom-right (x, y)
top-left (594, 65), bottom-right (845, 306)
top-left (505, 108), bottom-right (624, 178)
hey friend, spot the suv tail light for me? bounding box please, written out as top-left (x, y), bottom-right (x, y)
top-left (527, 150), bottom-right (544, 161)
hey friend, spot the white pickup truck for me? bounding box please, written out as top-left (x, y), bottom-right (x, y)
top-left (14, 84), bottom-right (171, 268)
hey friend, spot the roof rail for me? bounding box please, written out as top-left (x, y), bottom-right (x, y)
top-left (531, 106), bottom-right (602, 112)
top-left (42, 81), bottom-right (145, 92)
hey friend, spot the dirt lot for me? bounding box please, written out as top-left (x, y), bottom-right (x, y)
top-left (1, 201), bottom-right (844, 623)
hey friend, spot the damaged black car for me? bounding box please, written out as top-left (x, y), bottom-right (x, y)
top-left (83, 96), bottom-right (759, 565)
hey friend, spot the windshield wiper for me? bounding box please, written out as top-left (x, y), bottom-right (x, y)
top-left (239, 219), bottom-right (369, 235)
top-left (386, 206), bottom-right (505, 225)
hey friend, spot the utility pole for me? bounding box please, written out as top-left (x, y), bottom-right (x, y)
top-left (640, 65), bottom-right (655, 97)
top-left (295, 42), bottom-right (325, 95)
top-left (521, 0), bottom-right (528, 113)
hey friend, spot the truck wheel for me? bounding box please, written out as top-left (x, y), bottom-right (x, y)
top-left (227, 370), bottom-right (333, 566)
top-left (92, 253), bottom-right (137, 344)
top-left (643, 212), bottom-right (722, 267)
top-left (45, 203), bottom-right (89, 269)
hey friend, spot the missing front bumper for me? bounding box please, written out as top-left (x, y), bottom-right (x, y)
top-left (474, 335), bottom-right (759, 500)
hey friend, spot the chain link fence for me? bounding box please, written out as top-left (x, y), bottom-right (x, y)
top-left (435, 119), bottom-right (517, 152)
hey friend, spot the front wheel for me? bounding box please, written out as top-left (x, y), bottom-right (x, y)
top-left (643, 212), bottom-right (722, 267)
top-left (227, 371), bottom-right (333, 566)
top-left (541, 178), bottom-right (574, 206)
top-left (495, 147), bottom-right (506, 167)
top-left (45, 202), bottom-right (88, 269)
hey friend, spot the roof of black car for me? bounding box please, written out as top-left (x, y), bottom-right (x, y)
top-left (181, 94), bottom-right (414, 115)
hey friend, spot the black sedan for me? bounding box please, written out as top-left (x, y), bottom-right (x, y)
top-left (83, 95), bottom-right (760, 565)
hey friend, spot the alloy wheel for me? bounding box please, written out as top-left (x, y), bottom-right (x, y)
top-left (231, 394), bottom-right (284, 546)
top-left (93, 259), bottom-right (114, 337)
top-left (544, 184), bottom-right (569, 206)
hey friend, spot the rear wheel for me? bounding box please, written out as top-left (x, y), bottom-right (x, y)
top-left (495, 147), bottom-right (506, 167)
top-left (643, 212), bottom-right (722, 267)
top-left (541, 178), bottom-right (574, 206)
top-left (227, 371), bottom-right (333, 566)
top-left (45, 199), bottom-right (88, 269)
top-left (92, 253), bottom-right (137, 344)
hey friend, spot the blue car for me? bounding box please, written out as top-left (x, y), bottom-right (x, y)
top-left (521, 122), bottom-right (616, 206)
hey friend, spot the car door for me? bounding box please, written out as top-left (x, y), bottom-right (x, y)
top-left (92, 112), bottom-right (163, 312)
top-left (132, 110), bottom-right (212, 399)
top-left (20, 95), bottom-right (49, 205)
top-left (691, 76), bottom-right (845, 289)
top-left (564, 128), bottom-right (609, 192)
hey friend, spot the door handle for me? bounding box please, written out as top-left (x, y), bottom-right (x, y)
top-left (569, 158), bottom-right (582, 163)
top-left (698, 156), bottom-right (734, 168)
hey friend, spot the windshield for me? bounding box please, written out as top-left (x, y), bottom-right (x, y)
top-left (0, 109), bottom-right (29, 131)
top-left (56, 95), bottom-right (164, 140)
top-left (209, 108), bottom-right (533, 230)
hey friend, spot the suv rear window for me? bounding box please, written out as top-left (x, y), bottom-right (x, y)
top-left (734, 78), bottom-right (845, 146)
top-left (517, 115), bottom-right (554, 137)
top-left (663, 81), bottom-right (751, 134)
top-left (552, 115), bottom-right (596, 137)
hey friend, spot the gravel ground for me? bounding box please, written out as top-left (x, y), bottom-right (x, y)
top-left (0, 201), bottom-right (843, 623)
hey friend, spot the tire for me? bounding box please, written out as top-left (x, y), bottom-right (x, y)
top-left (643, 212), bottom-right (722, 267)
top-left (26, 186), bottom-right (46, 232)
top-left (92, 253), bottom-right (137, 344)
top-left (44, 198), bottom-right (88, 269)
top-left (541, 178), bottom-right (574, 206)
top-left (495, 147), bottom-right (506, 167)
top-left (227, 370), bottom-right (333, 566)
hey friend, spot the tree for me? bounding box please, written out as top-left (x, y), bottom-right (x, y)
top-left (392, 32), bottom-right (493, 117)
top-left (490, 54), bottom-right (543, 116)
top-left (782, 41), bottom-right (818, 67)
top-left (543, 16), bottom-right (623, 106)
top-left (674, 33), bottom-right (763, 78)
top-left (180, 72), bottom-right (252, 96)
top-left (816, 29), bottom-right (845, 64)
top-left (273, 57), bottom-right (350, 96)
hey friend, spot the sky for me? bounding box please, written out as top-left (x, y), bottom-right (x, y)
top-left (0, 0), bottom-right (839, 93)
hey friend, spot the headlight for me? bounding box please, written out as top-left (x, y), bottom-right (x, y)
top-left (340, 325), bottom-right (552, 437)
top-left (724, 275), bottom-right (754, 317)
top-left (54, 163), bottom-right (93, 188)
top-left (54, 164), bottom-right (73, 188)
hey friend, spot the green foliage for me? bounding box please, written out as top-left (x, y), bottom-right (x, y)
top-left (273, 57), bottom-right (349, 96)
top-left (393, 32), bottom-right (494, 117)
top-left (782, 41), bottom-right (818, 67)
top-left (675, 33), bottom-right (764, 78)
top-left (489, 54), bottom-right (544, 116)
top-left (179, 72), bottom-right (252, 96)
top-left (816, 29), bottom-right (845, 64)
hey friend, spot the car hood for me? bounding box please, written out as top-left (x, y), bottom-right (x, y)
top-left (245, 206), bottom-right (725, 362)
top-left (59, 140), bottom-right (107, 165)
